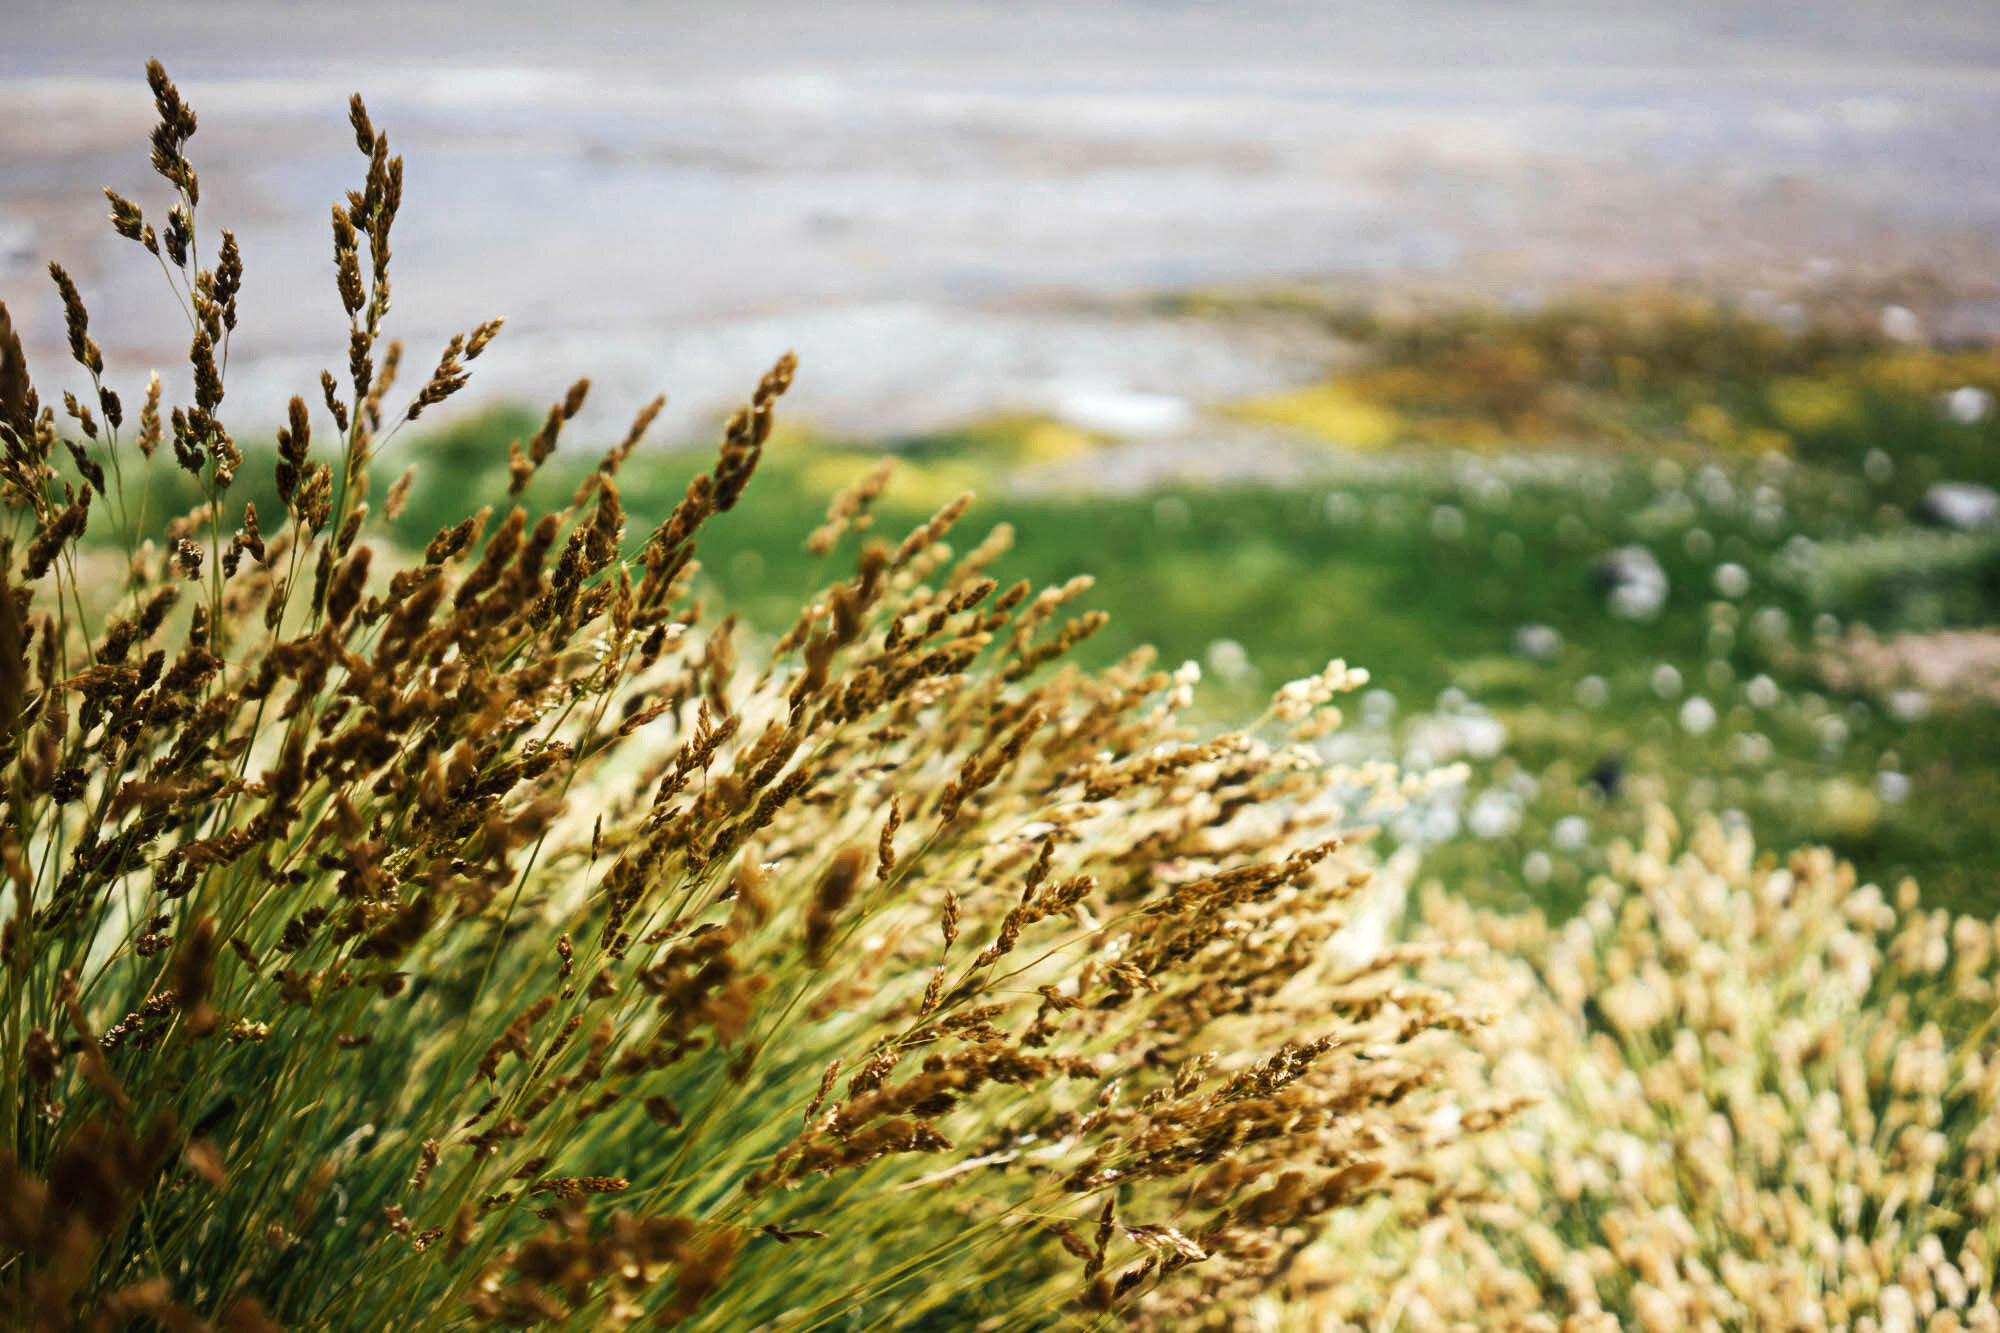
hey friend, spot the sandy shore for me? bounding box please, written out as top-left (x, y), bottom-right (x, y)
top-left (5, 0), bottom-right (1999, 450)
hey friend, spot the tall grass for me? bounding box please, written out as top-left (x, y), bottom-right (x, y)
top-left (0, 66), bottom-right (1492, 1329)
top-left (1299, 809), bottom-right (2000, 1332)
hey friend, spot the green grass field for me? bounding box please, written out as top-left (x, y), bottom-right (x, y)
top-left (138, 295), bottom-right (2000, 920)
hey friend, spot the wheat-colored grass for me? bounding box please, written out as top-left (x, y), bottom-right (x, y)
top-left (0, 64), bottom-right (1494, 1330)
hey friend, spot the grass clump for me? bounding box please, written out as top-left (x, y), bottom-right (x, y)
top-left (1300, 809), bottom-right (2000, 1332)
top-left (0, 66), bottom-right (1496, 1329)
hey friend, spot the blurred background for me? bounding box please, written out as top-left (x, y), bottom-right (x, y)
top-left (7, 0), bottom-right (2000, 915)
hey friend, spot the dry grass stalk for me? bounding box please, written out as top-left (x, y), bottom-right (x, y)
top-left (0, 64), bottom-right (1491, 1331)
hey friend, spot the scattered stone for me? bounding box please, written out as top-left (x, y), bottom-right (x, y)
top-left (1551, 815), bottom-right (1590, 851)
top-left (1919, 482), bottom-right (1999, 532)
top-left (1457, 713), bottom-right (1508, 760)
top-left (1944, 385), bottom-right (1994, 424)
top-left (1204, 638), bottom-right (1253, 684)
top-left (1713, 562), bottom-right (1751, 599)
top-left (1050, 384), bottom-right (1194, 437)
top-left (1359, 687), bottom-right (1398, 728)
top-left (1592, 544), bottom-right (1669, 620)
top-left (1467, 788), bottom-right (1523, 839)
top-left (1513, 623), bottom-right (1562, 663)
top-left (1679, 696), bottom-right (1718, 735)
top-left (1887, 689), bottom-right (1930, 722)
top-left (1880, 304), bottom-right (1924, 344)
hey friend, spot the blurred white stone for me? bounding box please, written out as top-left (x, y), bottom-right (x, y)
top-left (1944, 385), bottom-right (1994, 424)
top-left (1594, 545), bottom-right (1669, 621)
top-left (1752, 606), bottom-right (1792, 643)
top-left (1467, 788), bottom-right (1523, 839)
top-left (1679, 696), bottom-right (1718, 735)
top-left (1921, 481), bottom-right (2000, 531)
top-left (1651, 663), bottom-right (1684, 699)
top-left (1746, 673), bottom-right (1781, 708)
top-left (1880, 304), bottom-right (1924, 344)
top-left (1360, 687), bottom-right (1397, 728)
top-left (1876, 770), bottom-right (1912, 803)
top-left (1457, 713), bottom-right (1508, 759)
top-left (1713, 562), bottom-right (1750, 598)
top-left (1888, 688), bottom-right (1931, 722)
top-left (1694, 464), bottom-right (1734, 507)
top-left (1732, 731), bottom-right (1774, 764)
top-left (1050, 383), bottom-right (1194, 437)
top-left (1421, 804), bottom-right (1462, 844)
top-left (1551, 814), bottom-right (1590, 851)
top-left (1205, 637), bottom-right (1252, 683)
top-left (1513, 623), bottom-right (1562, 662)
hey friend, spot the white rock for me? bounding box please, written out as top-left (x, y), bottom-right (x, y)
top-left (1594, 545), bottom-right (1669, 621)
top-left (1551, 815), bottom-right (1590, 851)
top-left (1921, 482), bottom-right (2000, 532)
top-left (1467, 789), bottom-right (1522, 839)
top-left (1513, 623), bottom-right (1563, 662)
top-left (1204, 638), bottom-right (1251, 683)
top-left (1679, 696), bottom-right (1718, 736)
top-left (1050, 383), bottom-right (1194, 437)
top-left (1457, 713), bottom-right (1508, 759)
top-left (1887, 689), bottom-right (1930, 722)
top-left (1880, 304), bottom-right (1924, 344)
top-left (1876, 771), bottom-right (1912, 804)
top-left (1944, 385), bottom-right (1993, 424)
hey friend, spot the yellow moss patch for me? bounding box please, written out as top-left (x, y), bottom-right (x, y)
top-left (1684, 401), bottom-right (1737, 449)
top-left (1858, 348), bottom-right (2000, 397)
top-left (1768, 377), bottom-right (1862, 434)
top-left (1228, 381), bottom-right (1403, 449)
top-left (796, 452), bottom-right (987, 512)
top-left (1013, 419), bottom-right (1097, 464)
